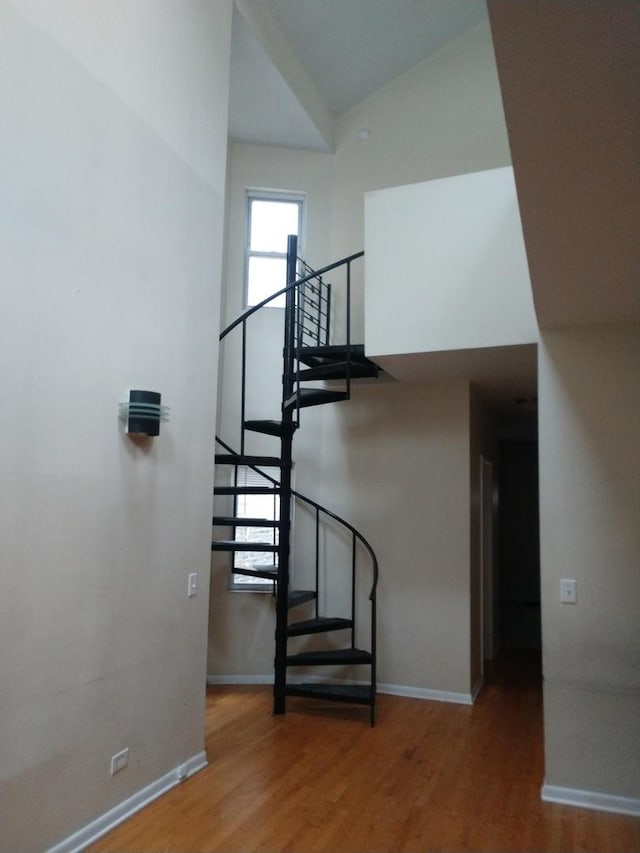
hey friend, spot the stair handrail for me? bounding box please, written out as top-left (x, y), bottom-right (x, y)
top-left (214, 435), bottom-right (379, 603)
top-left (219, 250), bottom-right (364, 342)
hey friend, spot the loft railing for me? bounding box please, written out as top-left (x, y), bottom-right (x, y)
top-left (219, 245), bottom-right (364, 452)
top-left (296, 256), bottom-right (331, 347)
top-left (218, 249), bottom-right (363, 341)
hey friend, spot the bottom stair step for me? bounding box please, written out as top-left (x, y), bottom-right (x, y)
top-left (285, 682), bottom-right (373, 705)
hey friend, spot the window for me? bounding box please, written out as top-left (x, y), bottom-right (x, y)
top-left (245, 192), bottom-right (303, 308)
top-left (230, 466), bottom-right (286, 592)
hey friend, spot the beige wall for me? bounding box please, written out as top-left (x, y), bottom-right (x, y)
top-left (210, 19), bottom-right (509, 693)
top-left (310, 381), bottom-right (473, 694)
top-left (0, 2), bottom-right (231, 850)
top-left (488, 0), bottom-right (640, 329)
top-left (539, 323), bottom-right (640, 800)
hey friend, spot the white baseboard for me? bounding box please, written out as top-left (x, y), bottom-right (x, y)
top-left (207, 674), bottom-right (272, 685)
top-left (289, 674), bottom-right (474, 705)
top-left (541, 784), bottom-right (640, 817)
top-left (377, 682), bottom-right (474, 705)
top-left (47, 751), bottom-right (207, 853)
top-left (298, 675), bottom-right (474, 705)
top-left (207, 674), bottom-right (475, 705)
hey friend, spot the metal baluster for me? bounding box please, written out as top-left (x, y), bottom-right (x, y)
top-left (315, 507), bottom-right (320, 620)
top-left (351, 532), bottom-right (357, 649)
top-left (273, 234), bottom-right (298, 715)
top-left (346, 261), bottom-right (352, 397)
top-left (241, 319), bottom-right (247, 455)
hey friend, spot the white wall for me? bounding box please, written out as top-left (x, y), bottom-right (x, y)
top-left (0, 2), bottom-right (231, 850)
top-left (364, 167), bottom-right (538, 359)
top-left (539, 323), bottom-right (640, 801)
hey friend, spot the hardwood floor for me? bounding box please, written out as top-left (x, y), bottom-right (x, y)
top-left (90, 652), bottom-right (639, 852)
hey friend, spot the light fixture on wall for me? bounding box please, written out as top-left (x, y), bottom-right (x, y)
top-left (118, 389), bottom-right (169, 437)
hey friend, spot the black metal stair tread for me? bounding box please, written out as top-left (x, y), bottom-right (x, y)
top-left (288, 590), bottom-right (317, 609)
top-left (213, 516), bottom-right (279, 527)
top-left (212, 540), bottom-right (278, 552)
top-left (244, 420), bottom-right (297, 437)
top-left (285, 683), bottom-right (373, 705)
top-left (232, 566), bottom-right (278, 581)
top-left (297, 344), bottom-right (366, 364)
top-left (215, 454), bottom-right (285, 467)
top-left (286, 648), bottom-right (372, 666)
top-left (284, 388), bottom-right (349, 409)
top-left (287, 617), bottom-right (353, 637)
top-left (214, 486), bottom-right (281, 496)
top-left (293, 361), bottom-right (378, 381)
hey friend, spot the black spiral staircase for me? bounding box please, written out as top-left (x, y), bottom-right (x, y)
top-left (212, 236), bottom-right (380, 724)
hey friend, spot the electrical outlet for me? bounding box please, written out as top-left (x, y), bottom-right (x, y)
top-left (188, 572), bottom-right (198, 598)
top-left (110, 748), bottom-right (129, 775)
top-left (560, 578), bottom-right (577, 604)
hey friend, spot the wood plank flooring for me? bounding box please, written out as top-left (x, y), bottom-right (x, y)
top-left (90, 652), bottom-right (639, 852)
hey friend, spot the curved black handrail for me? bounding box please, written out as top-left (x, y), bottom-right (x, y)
top-left (215, 435), bottom-right (379, 602)
top-left (219, 250), bottom-right (364, 342)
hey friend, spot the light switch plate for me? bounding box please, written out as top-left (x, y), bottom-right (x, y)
top-left (188, 573), bottom-right (198, 598)
top-left (560, 578), bottom-right (577, 604)
top-left (110, 748), bottom-right (129, 775)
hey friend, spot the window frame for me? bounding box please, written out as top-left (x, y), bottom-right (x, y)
top-left (229, 464), bottom-right (294, 593)
top-left (244, 189), bottom-right (305, 310)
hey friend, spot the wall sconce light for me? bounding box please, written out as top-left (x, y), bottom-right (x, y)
top-left (118, 389), bottom-right (169, 437)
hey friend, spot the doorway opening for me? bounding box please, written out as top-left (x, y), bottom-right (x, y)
top-left (497, 437), bottom-right (541, 655)
top-left (478, 399), bottom-right (541, 694)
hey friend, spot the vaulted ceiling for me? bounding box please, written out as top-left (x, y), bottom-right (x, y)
top-left (229, 0), bottom-right (487, 150)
